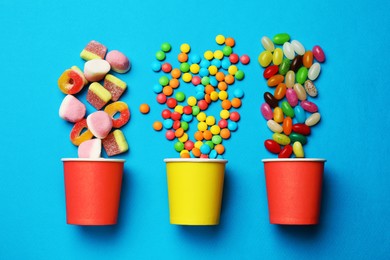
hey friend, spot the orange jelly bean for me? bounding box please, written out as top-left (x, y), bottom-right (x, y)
top-left (303, 50), bottom-right (313, 68)
top-left (274, 83), bottom-right (287, 100)
top-left (282, 116), bottom-right (293, 135)
top-left (267, 74), bottom-right (284, 87)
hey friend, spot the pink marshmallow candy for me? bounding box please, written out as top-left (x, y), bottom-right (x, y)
top-left (84, 59), bottom-right (111, 82)
top-left (78, 139), bottom-right (102, 158)
top-left (86, 111), bottom-right (113, 139)
top-left (105, 50), bottom-right (131, 73)
top-left (59, 94), bottom-right (86, 123)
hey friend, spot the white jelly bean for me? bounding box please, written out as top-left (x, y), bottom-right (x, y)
top-left (267, 119), bottom-right (283, 133)
top-left (261, 36), bottom-right (275, 52)
top-left (285, 70), bottom-right (295, 88)
top-left (291, 40), bottom-right (305, 55)
top-left (308, 62), bottom-right (321, 80)
top-left (305, 112), bottom-right (321, 126)
top-left (283, 42), bottom-right (295, 60)
top-left (293, 83), bottom-right (307, 101)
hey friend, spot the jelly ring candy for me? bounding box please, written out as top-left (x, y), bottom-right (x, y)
top-left (70, 119), bottom-right (93, 146)
top-left (104, 101), bottom-right (130, 128)
top-left (58, 67), bottom-right (87, 95)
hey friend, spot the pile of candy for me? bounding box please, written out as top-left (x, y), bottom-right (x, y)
top-left (150, 35), bottom-right (249, 158)
top-left (58, 40), bottom-right (131, 158)
top-left (259, 33), bottom-right (325, 158)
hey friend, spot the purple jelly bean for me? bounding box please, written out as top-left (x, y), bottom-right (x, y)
top-left (286, 88), bottom-right (298, 107)
top-left (312, 45), bottom-right (325, 63)
top-left (261, 103), bottom-right (273, 120)
top-left (300, 100), bottom-right (318, 113)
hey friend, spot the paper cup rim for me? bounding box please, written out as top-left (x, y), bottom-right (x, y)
top-left (262, 158), bottom-right (326, 162)
top-left (61, 158), bottom-right (126, 162)
top-left (164, 158), bottom-right (228, 163)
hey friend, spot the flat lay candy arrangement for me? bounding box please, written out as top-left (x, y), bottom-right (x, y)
top-left (58, 40), bottom-right (131, 158)
top-left (149, 35), bottom-right (249, 158)
top-left (259, 33), bottom-right (325, 158)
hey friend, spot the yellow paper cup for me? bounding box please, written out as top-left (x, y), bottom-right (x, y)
top-left (164, 158), bottom-right (227, 225)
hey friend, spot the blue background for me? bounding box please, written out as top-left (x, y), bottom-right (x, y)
top-left (0, 0), bottom-right (389, 259)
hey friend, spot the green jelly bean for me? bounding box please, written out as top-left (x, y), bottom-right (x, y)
top-left (296, 67), bottom-right (308, 84)
top-left (279, 58), bottom-right (291, 75)
top-left (281, 101), bottom-right (294, 118)
top-left (273, 33), bottom-right (290, 45)
top-left (272, 133), bottom-right (291, 145)
top-left (290, 132), bottom-right (307, 145)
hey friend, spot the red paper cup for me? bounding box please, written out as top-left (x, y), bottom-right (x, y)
top-left (262, 158), bottom-right (326, 225)
top-left (62, 158), bottom-right (125, 225)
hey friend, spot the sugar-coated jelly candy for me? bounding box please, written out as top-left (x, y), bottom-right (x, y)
top-left (102, 129), bottom-right (129, 156)
top-left (104, 101), bottom-right (130, 128)
top-left (267, 119), bottom-right (283, 133)
top-left (272, 133), bottom-right (290, 145)
top-left (258, 50), bottom-right (273, 67)
top-left (273, 107), bottom-right (284, 123)
top-left (290, 132), bottom-right (307, 145)
top-left (294, 105), bottom-right (306, 123)
top-left (273, 33), bottom-right (290, 45)
top-left (104, 74), bottom-right (127, 101)
top-left (293, 83), bottom-right (307, 101)
top-left (285, 70), bottom-right (295, 88)
top-left (272, 48), bottom-right (283, 65)
top-left (279, 58), bottom-right (291, 76)
top-left (305, 112), bottom-right (321, 126)
top-left (282, 116), bottom-right (292, 135)
top-left (312, 45), bottom-right (326, 63)
top-left (58, 67), bottom-right (87, 95)
top-left (290, 55), bottom-right (303, 72)
top-left (292, 123), bottom-right (311, 135)
top-left (281, 101), bottom-right (294, 117)
top-left (283, 42), bottom-right (295, 60)
top-left (291, 40), bottom-right (305, 55)
top-left (80, 40), bottom-right (107, 61)
top-left (296, 67), bottom-right (308, 84)
top-left (308, 63), bottom-right (321, 80)
top-left (261, 36), bottom-right (275, 52)
top-left (267, 75), bottom-right (284, 87)
top-left (87, 82), bottom-right (112, 110)
top-left (70, 119), bottom-right (93, 146)
top-left (261, 103), bottom-right (273, 120)
top-left (274, 83), bottom-right (287, 100)
top-left (293, 141), bottom-right (304, 158)
top-left (286, 88), bottom-right (298, 107)
top-left (278, 144), bottom-right (293, 158)
top-left (304, 80), bottom-right (318, 97)
top-left (301, 100), bottom-right (318, 113)
top-left (264, 139), bottom-right (281, 154)
top-left (303, 51), bottom-right (313, 68)
top-left (264, 92), bottom-right (279, 108)
top-left (263, 65), bottom-right (279, 79)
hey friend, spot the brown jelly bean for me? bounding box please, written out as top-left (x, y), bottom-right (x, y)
top-left (264, 92), bottom-right (279, 108)
top-left (290, 55), bottom-right (303, 72)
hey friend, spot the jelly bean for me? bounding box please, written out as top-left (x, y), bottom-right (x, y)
top-left (272, 133), bottom-right (290, 145)
top-left (291, 40), bottom-right (305, 55)
top-left (290, 55), bottom-right (303, 72)
top-left (312, 45), bottom-right (326, 63)
top-left (264, 91), bottom-right (279, 108)
top-left (292, 123), bottom-right (311, 135)
top-left (305, 112), bottom-right (321, 126)
top-left (286, 88), bottom-right (298, 107)
top-left (294, 105), bottom-right (306, 123)
top-left (278, 144), bottom-right (293, 158)
top-left (273, 33), bottom-right (290, 45)
top-left (292, 141), bottom-right (304, 157)
top-left (304, 80), bottom-right (318, 97)
top-left (296, 67), bottom-right (308, 84)
top-left (258, 50), bottom-right (273, 67)
top-left (303, 51), bottom-right (313, 68)
top-left (264, 139), bottom-right (281, 154)
top-left (267, 74), bottom-right (284, 87)
top-left (281, 101), bottom-right (294, 117)
top-left (273, 107), bottom-right (284, 123)
top-left (308, 63), bottom-right (321, 81)
top-left (283, 42), bottom-right (295, 60)
top-left (261, 103), bottom-right (273, 120)
top-left (279, 58), bottom-right (291, 76)
top-left (300, 100), bottom-right (318, 113)
top-left (261, 36), bottom-right (275, 52)
top-left (267, 119), bottom-right (283, 133)
top-left (290, 132), bottom-right (307, 145)
top-left (285, 70), bottom-right (295, 88)
top-left (263, 65), bottom-right (279, 79)
top-left (272, 48), bottom-right (283, 65)
top-left (293, 83), bottom-right (307, 101)
top-left (274, 83), bottom-right (287, 100)
top-left (282, 116), bottom-right (292, 135)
